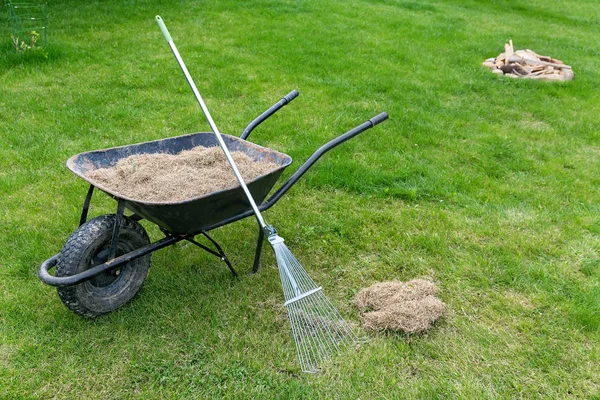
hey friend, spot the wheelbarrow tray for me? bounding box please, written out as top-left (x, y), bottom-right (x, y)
top-left (67, 132), bottom-right (292, 235)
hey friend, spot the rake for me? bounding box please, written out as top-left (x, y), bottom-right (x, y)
top-left (156, 16), bottom-right (382, 372)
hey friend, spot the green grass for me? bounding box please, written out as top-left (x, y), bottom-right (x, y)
top-left (1, 0), bottom-right (600, 398)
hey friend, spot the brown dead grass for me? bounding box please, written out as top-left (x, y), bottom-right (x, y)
top-left (354, 280), bottom-right (445, 333)
top-left (85, 146), bottom-right (279, 203)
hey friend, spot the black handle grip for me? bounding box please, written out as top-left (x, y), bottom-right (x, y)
top-left (283, 89), bottom-right (299, 104)
top-left (369, 112), bottom-right (388, 127)
top-left (240, 89), bottom-right (300, 140)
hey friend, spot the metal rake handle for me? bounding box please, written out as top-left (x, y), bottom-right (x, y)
top-left (156, 15), bottom-right (269, 230)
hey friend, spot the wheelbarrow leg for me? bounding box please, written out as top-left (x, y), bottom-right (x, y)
top-left (108, 199), bottom-right (126, 260)
top-left (78, 184), bottom-right (95, 226)
top-left (251, 225), bottom-right (264, 274)
top-left (185, 232), bottom-right (238, 277)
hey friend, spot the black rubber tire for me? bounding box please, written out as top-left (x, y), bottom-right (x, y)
top-left (56, 214), bottom-right (151, 318)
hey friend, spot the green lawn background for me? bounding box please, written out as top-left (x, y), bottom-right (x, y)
top-left (1, 0), bottom-right (599, 398)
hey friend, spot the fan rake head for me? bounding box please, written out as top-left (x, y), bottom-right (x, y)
top-left (269, 234), bottom-right (359, 373)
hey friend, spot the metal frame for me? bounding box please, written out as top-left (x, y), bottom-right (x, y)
top-left (38, 90), bottom-right (388, 288)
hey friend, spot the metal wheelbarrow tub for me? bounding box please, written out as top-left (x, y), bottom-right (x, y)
top-left (67, 132), bottom-right (292, 235)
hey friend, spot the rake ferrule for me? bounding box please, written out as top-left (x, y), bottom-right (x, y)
top-left (263, 225), bottom-right (278, 237)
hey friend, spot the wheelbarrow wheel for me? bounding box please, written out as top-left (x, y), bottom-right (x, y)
top-left (56, 214), bottom-right (151, 318)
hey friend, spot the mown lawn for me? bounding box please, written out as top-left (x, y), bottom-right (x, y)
top-left (1, 0), bottom-right (599, 398)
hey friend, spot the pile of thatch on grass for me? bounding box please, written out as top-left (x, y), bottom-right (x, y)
top-left (354, 279), bottom-right (445, 334)
top-left (85, 146), bottom-right (279, 203)
top-left (483, 40), bottom-right (573, 81)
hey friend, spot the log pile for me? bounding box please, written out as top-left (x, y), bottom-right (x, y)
top-left (483, 40), bottom-right (573, 81)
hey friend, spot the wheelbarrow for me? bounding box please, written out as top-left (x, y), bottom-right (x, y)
top-left (38, 89), bottom-right (388, 317)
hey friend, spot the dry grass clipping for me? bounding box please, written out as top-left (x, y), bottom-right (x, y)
top-left (85, 146), bottom-right (279, 203)
top-left (354, 280), bottom-right (445, 333)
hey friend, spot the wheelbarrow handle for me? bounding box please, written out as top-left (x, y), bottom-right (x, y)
top-left (263, 112), bottom-right (389, 207)
top-left (240, 90), bottom-right (299, 141)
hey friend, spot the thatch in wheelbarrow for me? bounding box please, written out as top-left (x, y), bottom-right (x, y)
top-left (86, 146), bottom-right (280, 203)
